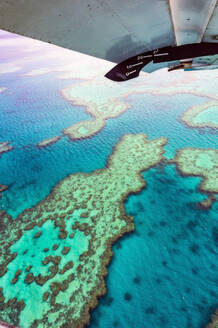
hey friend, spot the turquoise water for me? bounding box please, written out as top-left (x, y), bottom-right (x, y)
top-left (0, 219), bottom-right (89, 327)
top-left (90, 165), bottom-right (218, 328)
top-left (193, 106), bottom-right (218, 125)
top-left (0, 39), bottom-right (218, 327)
top-left (1, 72), bottom-right (217, 218)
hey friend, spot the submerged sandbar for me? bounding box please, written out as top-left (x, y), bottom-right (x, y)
top-left (0, 133), bottom-right (167, 328)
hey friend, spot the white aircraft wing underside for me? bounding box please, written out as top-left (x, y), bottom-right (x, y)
top-left (0, 0), bottom-right (217, 63)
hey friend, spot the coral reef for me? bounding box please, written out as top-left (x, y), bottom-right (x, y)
top-left (37, 136), bottom-right (61, 148)
top-left (59, 66), bottom-right (218, 141)
top-left (171, 148), bottom-right (218, 208)
top-left (0, 133), bottom-right (166, 328)
top-left (61, 83), bottom-right (131, 140)
top-left (0, 142), bottom-right (13, 156)
top-left (63, 118), bottom-right (106, 140)
top-left (0, 185), bottom-right (8, 198)
top-left (206, 309), bottom-right (218, 328)
top-left (197, 194), bottom-right (216, 210)
top-left (181, 100), bottom-right (218, 129)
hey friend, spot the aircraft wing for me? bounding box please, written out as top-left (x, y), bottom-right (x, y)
top-left (0, 0), bottom-right (217, 65)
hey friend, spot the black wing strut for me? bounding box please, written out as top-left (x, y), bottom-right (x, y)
top-left (105, 42), bottom-right (218, 82)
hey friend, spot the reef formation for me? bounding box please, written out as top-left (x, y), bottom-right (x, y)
top-left (29, 62), bottom-right (218, 146)
top-left (0, 185), bottom-right (8, 199)
top-left (61, 81), bottom-right (132, 140)
top-left (37, 136), bottom-right (60, 148)
top-left (57, 68), bottom-right (218, 142)
top-left (181, 100), bottom-right (218, 129)
top-left (0, 133), bottom-right (166, 328)
top-left (0, 142), bottom-right (13, 156)
top-left (206, 309), bottom-right (218, 328)
top-left (172, 148), bottom-right (218, 208)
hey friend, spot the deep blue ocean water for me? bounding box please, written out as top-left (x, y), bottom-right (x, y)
top-left (0, 67), bottom-right (218, 328)
top-left (90, 166), bottom-right (218, 328)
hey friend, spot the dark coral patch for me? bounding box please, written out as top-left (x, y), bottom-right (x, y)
top-left (52, 244), bottom-right (59, 250)
top-left (212, 226), bottom-right (218, 248)
top-left (210, 264), bottom-right (216, 270)
top-left (25, 265), bottom-right (32, 272)
top-left (209, 290), bottom-right (217, 297)
top-left (89, 316), bottom-right (99, 327)
top-left (25, 273), bottom-right (35, 284)
top-left (159, 315), bottom-right (168, 325)
top-left (186, 220), bottom-right (198, 230)
top-left (196, 304), bottom-right (204, 313)
top-left (147, 231), bottom-right (154, 237)
top-left (205, 244), bottom-right (216, 255)
top-left (124, 292), bottom-right (132, 301)
top-left (102, 296), bottom-right (113, 306)
top-left (43, 292), bottom-right (49, 302)
top-left (192, 267), bottom-right (199, 275)
top-left (172, 247), bottom-right (180, 255)
top-left (59, 261), bottom-right (74, 275)
top-left (115, 242), bottom-right (122, 249)
top-left (133, 276), bottom-right (141, 284)
top-left (189, 243), bottom-right (200, 254)
top-left (34, 231), bottom-right (42, 238)
top-left (171, 236), bottom-right (178, 244)
top-left (185, 287), bottom-right (191, 294)
top-left (11, 270), bottom-right (22, 285)
top-left (145, 306), bottom-right (155, 314)
top-left (136, 201), bottom-right (144, 212)
top-left (61, 246), bottom-right (70, 255)
top-left (0, 290), bottom-right (25, 327)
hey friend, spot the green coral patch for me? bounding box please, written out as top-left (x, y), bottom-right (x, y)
top-left (196, 153), bottom-right (214, 170)
top-left (181, 100), bottom-right (218, 129)
top-left (172, 148), bottom-right (218, 194)
top-left (0, 133), bottom-right (166, 327)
